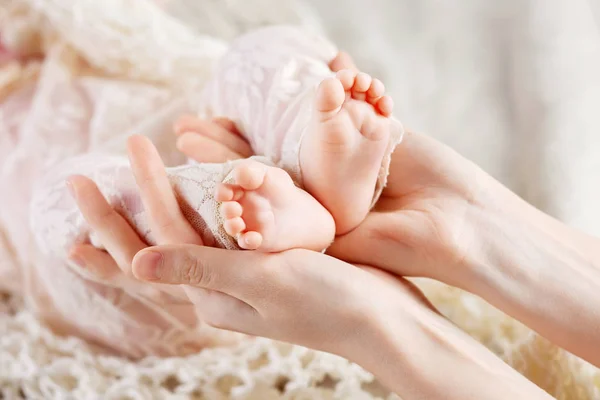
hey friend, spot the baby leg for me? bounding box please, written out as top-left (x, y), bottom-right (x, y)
top-left (216, 160), bottom-right (334, 252)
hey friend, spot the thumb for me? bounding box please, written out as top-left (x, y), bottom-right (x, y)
top-left (132, 244), bottom-right (262, 298)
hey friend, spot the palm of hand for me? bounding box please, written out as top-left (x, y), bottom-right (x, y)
top-left (328, 131), bottom-right (486, 280)
top-left (176, 114), bottom-right (487, 281)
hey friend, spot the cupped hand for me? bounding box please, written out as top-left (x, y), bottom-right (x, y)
top-left (129, 232), bottom-right (551, 400)
top-left (172, 52), bottom-right (491, 284)
top-left (180, 115), bottom-right (492, 285)
top-left (131, 244), bottom-right (431, 357)
top-left (328, 130), bottom-right (494, 284)
top-left (67, 135), bottom-right (205, 285)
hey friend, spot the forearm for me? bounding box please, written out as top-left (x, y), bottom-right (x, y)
top-left (456, 182), bottom-right (600, 366)
top-left (350, 297), bottom-right (552, 400)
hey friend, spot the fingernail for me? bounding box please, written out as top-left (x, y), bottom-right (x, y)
top-left (66, 179), bottom-right (76, 199)
top-left (135, 251), bottom-right (163, 281)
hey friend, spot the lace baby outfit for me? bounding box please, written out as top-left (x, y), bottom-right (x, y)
top-left (27, 25), bottom-right (402, 357)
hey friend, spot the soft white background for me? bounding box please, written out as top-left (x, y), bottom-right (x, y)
top-left (307, 0), bottom-right (600, 236)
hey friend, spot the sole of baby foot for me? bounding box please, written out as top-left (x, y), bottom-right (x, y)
top-left (215, 161), bottom-right (335, 252)
top-left (299, 69), bottom-right (396, 235)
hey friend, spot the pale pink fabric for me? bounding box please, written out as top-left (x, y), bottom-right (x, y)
top-left (0, 45), bottom-right (223, 357)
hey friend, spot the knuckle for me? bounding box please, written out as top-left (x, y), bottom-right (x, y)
top-left (181, 255), bottom-right (212, 287)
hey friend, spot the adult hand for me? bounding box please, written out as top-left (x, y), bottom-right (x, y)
top-left (66, 50), bottom-right (359, 274)
top-left (185, 108), bottom-right (600, 369)
top-left (67, 135), bottom-right (204, 287)
top-left (68, 115), bottom-right (551, 399)
top-left (171, 49), bottom-right (485, 284)
top-left (175, 113), bottom-right (486, 284)
top-left (330, 128), bottom-right (600, 367)
top-left (132, 245), bottom-right (421, 354)
top-left (328, 130), bottom-right (488, 283)
top-left (130, 240), bottom-right (551, 400)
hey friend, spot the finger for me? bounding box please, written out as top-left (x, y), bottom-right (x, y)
top-left (69, 243), bottom-right (175, 300)
top-left (127, 135), bottom-right (202, 245)
top-left (132, 244), bottom-right (273, 299)
top-left (174, 115), bottom-right (243, 138)
top-left (211, 117), bottom-right (242, 136)
top-left (174, 116), bottom-right (252, 157)
top-left (176, 133), bottom-right (244, 163)
top-left (173, 114), bottom-right (200, 135)
top-left (184, 286), bottom-right (259, 333)
top-left (69, 244), bottom-right (189, 303)
top-left (67, 175), bottom-right (145, 275)
top-left (69, 244), bottom-right (122, 281)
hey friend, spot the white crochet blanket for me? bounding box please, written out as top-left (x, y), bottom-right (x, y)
top-left (1, 0), bottom-right (600, 399)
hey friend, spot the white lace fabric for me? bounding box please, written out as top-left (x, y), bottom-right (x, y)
top-left (0, 0), bottom-right (599, 399)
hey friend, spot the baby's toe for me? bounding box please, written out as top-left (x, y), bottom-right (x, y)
top-left (366, 78), bottom-right (385, 106)
top-left (336, 69), bottom-right (357, 91)
top-left (238, 231), bottom-right (263, 250)
top-left (215, 183), bottom-right (243, 202)
top-left (315, 77), bottom-right (345, 121)
top-left (221, 201), bottom-right (243, 218)
top-left (224, 217), bottom-right (246, 236)
top-left (376, 95), bottom-right (394, 117)
top-left (233, 162), bottom-right (267, 191)
top-left (351, 72), bottom-right (372, 101)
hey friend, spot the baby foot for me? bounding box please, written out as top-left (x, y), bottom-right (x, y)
top-left (216, 160), bottom-right (334, 252)
top-left (300, 69), bottom-right (398, 235)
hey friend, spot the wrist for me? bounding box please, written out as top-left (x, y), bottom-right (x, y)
top-left (351, 288), bottom-right (551, 399)
top-left (454, 181), bottom-right (600, 365)
top-left (438, 175), bottom-right (552, 290)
